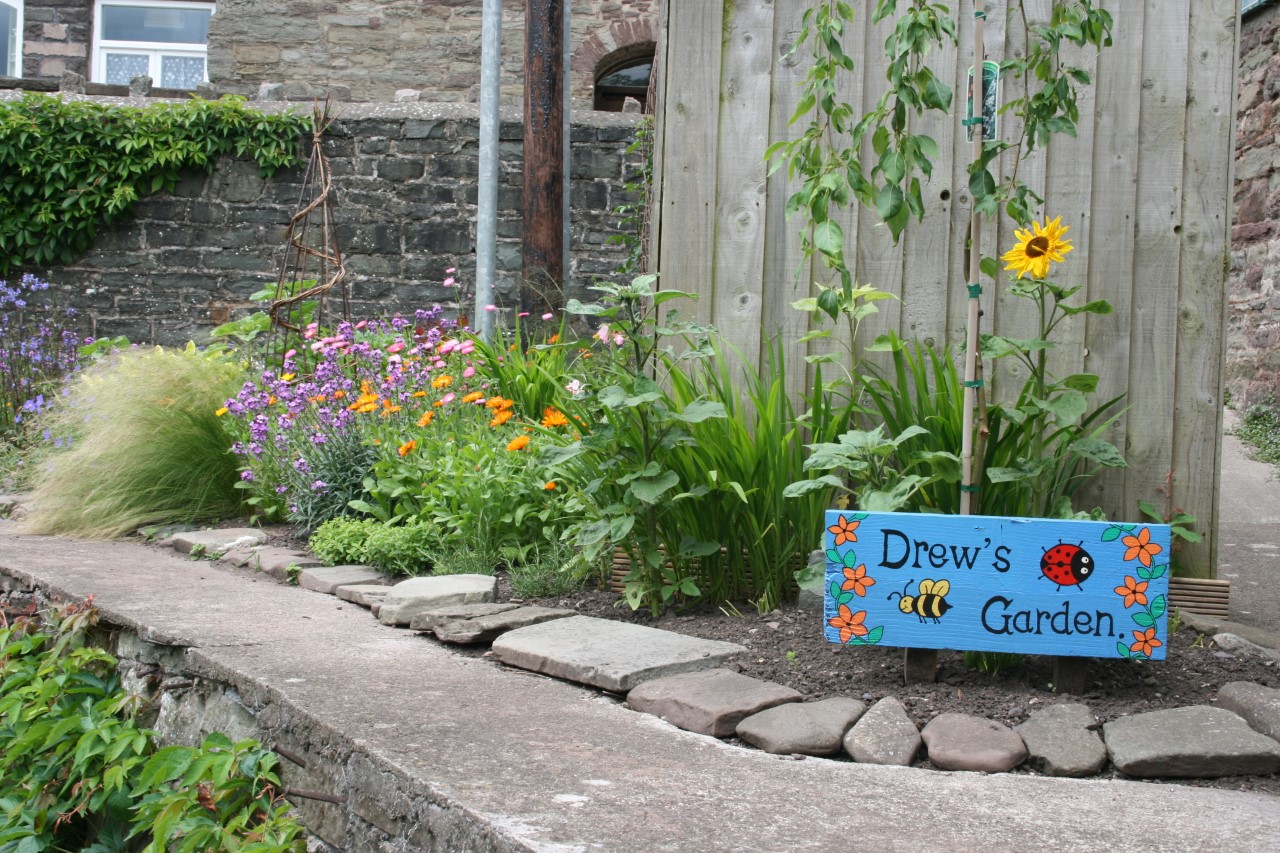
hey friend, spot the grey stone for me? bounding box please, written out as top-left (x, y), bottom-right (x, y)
top-left (250, 548), bottom-right (324, 581)
top-left (1104, 706), bottom-right (1280, 778)
top-left (335, 583), bottom-right (390, 607)
top-left (168, 528), bottom-right (267, 556)
top-left (626, 669), bottom-right (802, 738)
top-left (60, 71), bottom-right (86, 94)
top-left (195, 82), bottom-right (219, 99)
top-left (1213, 632), bottom-right (1280, 664)
top-left (257, 82), bottom-right (284, 101)
top-left (298, 565), bottom-right (388, 594)
top-left (394, 89), bottom-right (421, 103)
top-left (921, 713), bottom-right (1028, 773)
top-left (843, 697), bottom-right (921, 766)
top-left (490, 616), bottom-right (745, 693)
top-left (217, 546), bottom-right (258, 569)
top-left (129, 74), bottom-right (152, 97)
top-left (1015, 704), bottom-right (1107, 778)
top-left (1217, 681), bottom-right (1280, 741)
top-left (410, 603), bottom-right (574, 644)
top-left (0, 494), bottom-right (24, 519)
top-left (736, 698), bottom-right (866, 756)
top-left (377, 575), bottom-right (497, 626)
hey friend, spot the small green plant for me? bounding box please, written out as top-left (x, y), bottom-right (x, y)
top-left (962, 650), bottom-right (1024, 676)
top-left (188, 543), bottom-right (208, 560)
top-left (607, 115), bottom-right (653, 276)
top-left (424, 540), bottom-right (501, 576)
top-left (285, 562), bottom-right (302, 585)
top-left (506, 540), bottom-right (586, 599)
top-left (1235, 402), bottom-right (1280, 467)
top-left (360, 520), bottom-right (441, 576)
top-left (1137, 495), bottom-right (1201, 574)
top-left (307, 516), bottom-right (378, 566)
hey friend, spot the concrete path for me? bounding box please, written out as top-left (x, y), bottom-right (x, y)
top-left (1219, 409), bottom-right (1280, 633)
top-left (0, 532), bottom-right (1276, 853)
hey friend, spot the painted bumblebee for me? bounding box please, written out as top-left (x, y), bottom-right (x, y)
top-left (889, 578), bottom-right (952, 623)
top-left (1040, 541), bottom-right (1095, 591)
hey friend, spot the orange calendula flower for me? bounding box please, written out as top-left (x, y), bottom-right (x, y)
top-left (544, 481), bottom-right (557, 490)
top-left (828, 604), bottom-right (868, 644)
top-left (381, 399), bottom-right (402, 416)
top-left (307, 395), bottom-right (327, 404)
top-left (332, 389), bottom-right (347, 399)
top-left (398, 439), bottom-right (416, 457)
top-left (506, 434), bottom-right (531, 452)
top-left (840, 564), bottom-right (875, 597)
top-left (541, 407), bottom-right (569, 428)
top-left (548, 333), bottom-right (560, 344)
top-left (462, 391), bottom-right (484, 404)
top-left (360, 380), bottom-right (374, 394)
top-left (347, 392), bottom-right (379, 414)
top-left (1129, 627), bottom-right (1163, 658)
top-left (214, 407), bottom-right (228, 417)
top-left (267, 395), bottom-right (277, 405)
top-left (490, 409), bottom-right (514, 427)
top-left (485, 396), bottom-right (507, 409)
top-left (827, 514), bottom-right (860, 547)
top-left (1114, 575), bottom-right (1149, 609)
top-left (432, 375), bottom-right (453, 389)
top-left (417, 411), bottom-right (434, 427)
top-left (412, 390), bottom-right (427, 398)
top-left (1121, 527), bottom-right (1163, 568)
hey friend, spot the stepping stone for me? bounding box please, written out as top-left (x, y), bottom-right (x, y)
top-left (921, 713), bottom-right (1028, 773)
top-left (298, 565), bottom-right (388, 594)
top-left (378, 574), bottom-right (497, 626)
top-left (1015, 703), bottom-right (1106, 778)
top-left (626, 669), bottom-right (802, 738)
top-left (737, 698), bottom-right (865, 756)
top-left (490, 616), bottom-right (745, 693)
top-left (843, 697), bottom-right (921, 766)
top-left (410, 604), bottom-right (574, 644)
top-left (1104, 705), bottom-right (1280, 778)
top-left (217, 546), bottom-right (259, 568)
top-left (168, 528), bottom-right (267, 556)
top-left (0, 494), bottom-right (23, 519)
top-left (1217, 682), bottom-right (1280, 742)
top-left (1213, 633), bottom-right (1280, 665)
top-left (251, 548), bottom-right (324, 581)
top-left (336, 584), bottom-right (392, 607)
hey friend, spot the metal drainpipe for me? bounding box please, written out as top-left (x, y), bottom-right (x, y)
top-left (475, 0), bottom-right (502, 342)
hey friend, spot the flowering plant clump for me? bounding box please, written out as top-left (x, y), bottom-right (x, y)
top-left (0, 275), bottom-right (81, 442)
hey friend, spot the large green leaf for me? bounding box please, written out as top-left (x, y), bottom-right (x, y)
top-left (629, 470), bottom-right (680, 504)
top-left (1071, 436), bottom-right (1127, 468)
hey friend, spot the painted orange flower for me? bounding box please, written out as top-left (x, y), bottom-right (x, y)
top-left (841, 564), bottom-right (875, 597)
top-left (398, 439), bottom-right (416, 457)
top-left (1129, 627), bottom-right (1163, 658)
top-left (431, 375), bottom-right (453, 389)
top-left (541, 407), bottom-right (569, 428)
top-left (490, 409), bottom-right (514, 427)
top-left (417, 411), bottom-right (434, 427)
top-left (827, 514), bottom-right (860, 547)
top-left (828, 604), bottom-right (868, 643)
top-left (506, 434), bottom-right (531, 452)
top-left (462, 391), bottom-right (484, 404)
top-left (1121, 527), bottom-right (1163, 568)
top-left (1114, 575), bottom-right (1149, 608)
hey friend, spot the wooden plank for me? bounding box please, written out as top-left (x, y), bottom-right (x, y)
top-left (822, 510), bottom-right (1172, 659)
top-left (646, 0), bottom-right (669, 276)
top-left (1172, 0), bottom-right (1237, 577)
top-left (655, 0), bottom-right (724, 324)
top-left (710, 0), bottom-right (775, 376)
top-left (1121, 1), bottom-right (1190, 525)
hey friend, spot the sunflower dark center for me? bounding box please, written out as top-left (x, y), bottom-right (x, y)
top-left (1025, 235), bottom-right (1050, 258)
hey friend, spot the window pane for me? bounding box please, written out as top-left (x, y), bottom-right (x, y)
top-left (105, 52), bottom-right (149, 84)
top-left (160, 54), bottom-right (204, 89)
top-left (598, 61), bottom-right (651, 90)
top-left (102, 5), bottom-right (210, 45)
top-left (0, 4), bottom-right (14, 78)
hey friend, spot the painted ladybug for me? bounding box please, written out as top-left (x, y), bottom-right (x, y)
top-left (1040, 541), bottom-right (1095, 590)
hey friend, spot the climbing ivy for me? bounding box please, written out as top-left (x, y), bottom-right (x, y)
top-left (0, 94), bottom-right (309, 276)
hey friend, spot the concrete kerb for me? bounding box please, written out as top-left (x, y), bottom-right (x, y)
top-left (1, 532), bottom-right (1279, 852)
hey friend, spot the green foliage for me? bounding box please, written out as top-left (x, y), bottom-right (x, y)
top-left (360, 519), bottom-right (441, 576)
top-left (307, 516), bottom-right (379, 566)
top-left (0, 94), bottom-right (307, 275)
top-left (1236, 402), bottom-right (1280, 467)
top-left (423, 540), bottom-right (502, 577)
top-left (506, 540), bottom-right (587, 599)
top-left (20, 345), bottom-right (249, 538)
top-left (962, 650), bottom-right (1024, 676)
top-left (0, 601), bottom-right (303, 852)
top-left (606, 116), bottom-right (653, 276)
top-left (1137, 498), bottom-right (1201, 574)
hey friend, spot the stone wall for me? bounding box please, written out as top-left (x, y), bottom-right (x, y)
top-left (206, 0), bottom-right (659, 104)
top-left (4, 93), bottom-right (642, 346)
top-left (21, 0), bottom-right (91, 79)
top-left (1231, 4), bottom-right (1280, 408)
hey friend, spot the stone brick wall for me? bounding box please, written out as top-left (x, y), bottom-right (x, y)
top-left (21, 0), bottom-right (91, 79)
top-left (1231, 4), bottom-right (1280, 408)
top-left (206, 0), bottom-right (658, 104)
top-left (4, 94), bottom-right (643, 346)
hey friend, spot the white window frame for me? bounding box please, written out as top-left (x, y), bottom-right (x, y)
top-left (1, 0), bottom-right (22, 79)
top-left (91, 0), bottom-right (215, 88)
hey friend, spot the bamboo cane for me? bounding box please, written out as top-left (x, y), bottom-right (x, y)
top-left (960, 6), bottom-right (986, 516)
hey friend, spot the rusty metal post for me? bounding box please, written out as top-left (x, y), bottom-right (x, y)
top-left (522, 0), bottom-right (565, 315)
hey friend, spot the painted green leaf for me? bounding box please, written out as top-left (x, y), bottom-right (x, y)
top-left (1133, 611), bottom-right (1155, 628)
top-left (837, 591), bottom-right (855, 605)
top-left (862, 625), bottom-right (884, 645)
top-left (1137, 564), bottom-right (1152, 580)
top-left (1147, 564), bottom-right (1167, 580)
top-left (842, 550), bottom-right (859, 568)
top-left (829, 580), bottom-right (842, 600)
top-left (1151, 594), bottom-right (1166, 619)
top-left (1101, 526), bottom-right (1123, 542)
top-left (826, 548), bottom-right (842, 564)
top-left (1116, 641), bottom-right (1132, 658)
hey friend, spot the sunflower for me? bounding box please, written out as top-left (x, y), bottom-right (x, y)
top-left (1000, 215), bottom-right (1073, 279)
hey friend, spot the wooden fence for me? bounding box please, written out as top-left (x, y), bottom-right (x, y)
top-left (651, 0), bottom-right (1238, 577)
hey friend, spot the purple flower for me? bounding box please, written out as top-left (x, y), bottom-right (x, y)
top-left (240, 470), bottom-right (256, 482)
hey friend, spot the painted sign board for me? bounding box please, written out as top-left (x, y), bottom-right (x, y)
top-left (823, 511), bottom-right (1172, 660)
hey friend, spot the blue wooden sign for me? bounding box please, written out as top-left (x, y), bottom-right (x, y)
top-left (823, 511), bottom-right (1172, 660)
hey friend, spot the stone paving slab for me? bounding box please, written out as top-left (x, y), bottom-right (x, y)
top-left (335, 584), bottom-right (392, 607)
top-left (922, 713), bottom-right (1029, 773)
top-left (1214, 632), bottom-right (1280, 664)
top-left (843, 696), bottom-right (921, 766)
top-left (1016, 704), bottom-right (1107, 778)
top-left (412, 604), bottom-right (574, 644)
top-left (1104, 705), bottom-right (1280, 778)
top-left (490, 615), bottom-right (745, 693)
top-left (167, 528), bottom-right (267, 556)
top-left (217, 546), bottom-right (259, 569)
top-left (1217, 682), bottom-right (1280, 742)
top-left (252, 548), bottom-right (325, 581)
top-left (625, 668), bottom-right (802, 738)
top-left (736, 697), bottom-right (866, 756)
top-left (378, 574), bottom-right (498, 626)
top-left (298, 565), bottom-right (388, 594)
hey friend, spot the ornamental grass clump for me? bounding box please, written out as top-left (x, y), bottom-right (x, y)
top-left (20, 345), bottom-right (247, 538)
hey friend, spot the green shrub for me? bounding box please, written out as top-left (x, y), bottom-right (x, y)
top-left (360, 520), bottom-right (441, 576)
top-left (0, 601), bottom-right (303, 852)
top-left (308, 516), bottom-right (379, 566)
top-left (20, 345), bottom-right (249, 538)
top-left (1236, 403), bottom-right (1280, 468)
top-left (424, 540), bottom-right (502, 576)
top-left (507, 541), bottom-right (586, 598)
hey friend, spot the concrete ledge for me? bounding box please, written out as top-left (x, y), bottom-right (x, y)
top-left (2, 531), bottom-right (1279, 852)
